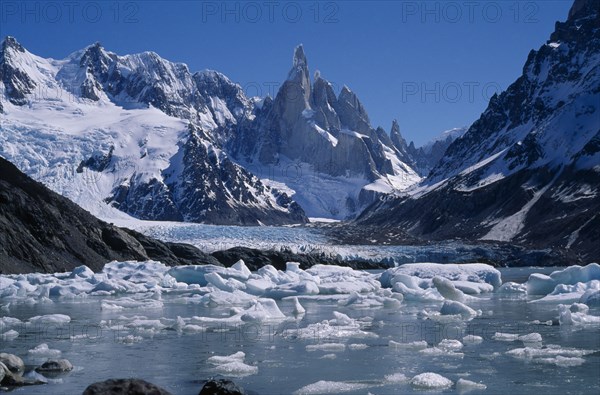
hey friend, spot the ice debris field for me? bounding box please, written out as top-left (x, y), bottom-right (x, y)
top-left (1, 262), bottom-right (599, 394)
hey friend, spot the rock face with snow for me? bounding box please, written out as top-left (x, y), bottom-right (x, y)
top-left (229, 46), bottom-right (420, 219)
top-left (0, 38), bottom-right (423, 223)
top-left (0, 38), bottom-right (307, 225)
top-left (359, 0), bottom-right (600, 261)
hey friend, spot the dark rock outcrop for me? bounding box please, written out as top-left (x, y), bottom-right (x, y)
top-left (82, 378), bottom-right (172, 395)
top-left (199, 379), bottom-right (245, 395)
top-left (0, 156), bottom-right (216, 274)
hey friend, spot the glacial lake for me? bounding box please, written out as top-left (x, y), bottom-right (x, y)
top-left (1, 266), bottom-right (599, 395)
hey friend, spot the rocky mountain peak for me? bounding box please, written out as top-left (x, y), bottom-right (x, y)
top-left (288, 44), bottom-right (310, 84)
top-left (334, 85), bottom-right (371, 133)
top-left (390, 119), bottom-right (406, 148)
top-left (0, 36), bottom-right (37, 105)
top-left (568, 0), bottom-right (597, 19)
top-left (1, 36), bottom-right (25, 53)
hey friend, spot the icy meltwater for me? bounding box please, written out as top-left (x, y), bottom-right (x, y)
top-left (1, 262), bottom-right (599, 394)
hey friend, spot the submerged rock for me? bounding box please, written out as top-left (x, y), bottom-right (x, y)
top-left (82, 378), bottom-right (172, 395)
top-left (0, 362), bottom-right (45, 387)
top-left (199, 379), bottom-right (245, 395)
top-left (36, 358), bottom-right (74, 373)
top-left (0, 353), bottom-right (24, 374)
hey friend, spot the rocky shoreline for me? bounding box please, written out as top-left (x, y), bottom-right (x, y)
top-left (1, 353), bottom-right (246, 395)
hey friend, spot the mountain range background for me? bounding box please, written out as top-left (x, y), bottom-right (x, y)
top-left (0, 0), bottom-right (598, 265)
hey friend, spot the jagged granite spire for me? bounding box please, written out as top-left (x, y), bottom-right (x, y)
top-left (390, 119), bottom-right (407, 151)
top-left (284, 44), bottom-right (311, 108)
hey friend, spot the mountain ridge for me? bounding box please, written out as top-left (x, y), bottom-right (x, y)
top-left (357, 0), bottom-right (600, 261)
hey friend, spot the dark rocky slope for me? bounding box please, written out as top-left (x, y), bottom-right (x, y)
top-left (0, 156), bottom-right (218, 274)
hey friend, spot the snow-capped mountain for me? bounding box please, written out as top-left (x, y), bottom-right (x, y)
top-left (388, 124), bottom-right (468, 177)
top-left (0, 38), bottom-right (421, 223)
top-left (229, 46), bottom-right (420, 219)
top-left (359, 0), bottom-right (600, 261)
top-left (0, 37), bottom-right (306, 225)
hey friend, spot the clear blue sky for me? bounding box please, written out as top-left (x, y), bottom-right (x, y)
top-left (1, 0), bottom-right (573, 145)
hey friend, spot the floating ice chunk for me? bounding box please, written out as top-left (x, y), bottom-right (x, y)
top-left (241, 299), bottom-right (286, 322)
top-left (532, 280), bottom-right (600, 303)
top-left (580, 289), bottom-right (600, 307)
top-left (531, 320), bottom-right (553, 326)
top-left (28, 314), bottom-right (71, 325)
top-left (68, 265), bottom-right (94, 279)
top-left (526, 263), bottom-right (600, 296)
top-left (28, 343), bottom-right (61, 358)
top-left (384, 373), bottom-right (408, 383)
top-left (0, 316), bottom-right (22, 328)
top-left (232, 260), bottom-right (252, 278)
top-left (536, 356), bottom-right (586, 367)
top-left (245, 278), bottom-right (273, 295)
top-left (420, 347), bottom-right (464, 358)
top-left (320, 353), bottom-right (337, 359)
top-left (506, 344), bottom-right (596, 367)
top-left (0, 330), bottom-right (19, 341)
top-left (493, 332), bottom-right (519, 341)
top-left (306, 343), bottom-right (346, 352)
top-left (438, 339), bottom-right (464, 351)
top-left (264, 280), bottom-right (320, 299)
top-left (101, 297), bottom-right (163, 310)
top-left (410, 372), bottom-right (453, 389)
top-left (207, 351), bottom-right (258, 377)
top-left (292, 297), bottom-right (306, 315)
top-left (348, 343), bottom-right (369, 350)
top-left (456, 378), bottom-right (487, 392)
top-left (117, 335), bottom-right (143, 344)
top-left (205, 272), bottom-right (246, 292)
top-left (389, 340), bottom-right (428, 350)
top-left (558, 303), bottom-right (600, 326)
top-left (167, 265), bottom-right (224, 286)
top-left (125, 319), bottom-right (166, 333)
top-left (497, 282), bottom-right (527, 295)
top-left (453, 281), bottom-right (494, 295)
top-left (286, 262), bottom-right (302, 273)
top-left (306, 265), bottom-right (380, 294)
top-left (381, 263), bottom-right (501, 290)
top-left (462, 335), bottom-right (483, 345)
top-left (293, 380), bottom-right (373, 394)
top-left (92, 280), bottom-right (130, 293)
top-left (201, 289), bottom-right (258, 307)
top-left (332, 311), bottom-right (353, 326)
top-left (440, 301), bottom-right (479, 320)
top-left (207, 351), bottom-right (245, 364)
top-left (433, 276), bottom-right (467, 302)
top-left (391, 281), bottom-right (443, 302)
top-left (294, 315), bottom-right (377, 341)
top-left (518, 333), bottom-right (542, 343)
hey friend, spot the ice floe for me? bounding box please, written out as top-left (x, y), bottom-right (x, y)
top-left (456, 378), bottom-right (487, 392)
top-left (558, 303), bottom-right (600, 326)
top-left (526, 263), bottom-right (600, 301)
top-left (462, 335), bottom-right (483, 345)
top-left (293, 380), bottom-right (373, 394)
top-left (410, 372), bottom-right (453, 389)
top-left (207, 351), bottom-right (258, 377)
top-left (506, 344), bottom-right (597, 367)
top-left (28, 344), bottom-right (61, 358)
